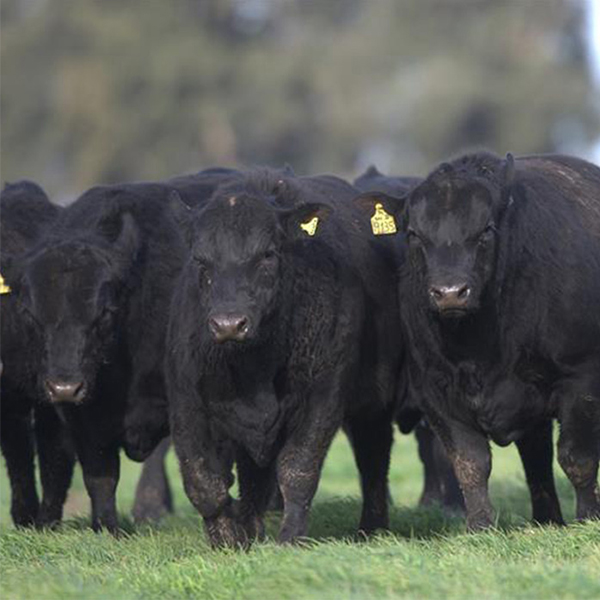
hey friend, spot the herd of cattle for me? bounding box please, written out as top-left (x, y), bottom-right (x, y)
top-left (1, 151), bottom-right (599, 548)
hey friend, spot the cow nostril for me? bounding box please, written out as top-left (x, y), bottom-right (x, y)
top-left (429, 287), bottom-right (444, 301)
top-left (457, 285), bottom-right (471, 299)
top-left (208, 317), bottom-right (221, 335)
top-left (236, 316), bottom-right (249, 333)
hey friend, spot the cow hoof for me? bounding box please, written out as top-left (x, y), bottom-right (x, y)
top-left (204, 514), bottom-right (250, 550)
top-left (466, 510), bottom-right (494, 531)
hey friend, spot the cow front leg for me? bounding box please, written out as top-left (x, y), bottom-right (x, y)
top-left (178, 451), bottom-right (245, 548)
top-left (34, 404), bottom-right (76, 528)
top-left (276, 382), bottom-right (343, 544)
top-left (516, 420), bottom-right (564, 525)
top-left (431, 417), bottom-right (493, 530)
top-left (0, 408), bottom-right (39, 527)
top-left (76, 440), bottom-right (120, 533)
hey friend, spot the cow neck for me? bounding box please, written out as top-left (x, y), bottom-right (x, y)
top-left (436, 289), bottom-right (500, 368)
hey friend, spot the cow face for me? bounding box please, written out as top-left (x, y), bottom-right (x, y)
top-left (18, 213), bottom-right (139, 403)
top-left (173, 190), bottom-right (328, 347)
top-left (405, 158), bottom-right (514, 319)
top-left (406, 178), bottom-right (497, 317)
top-left (353, 153), bottom-right (514, 320)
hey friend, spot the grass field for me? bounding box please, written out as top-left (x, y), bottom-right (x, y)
top-left (1, 431), bottom-right (599, 600)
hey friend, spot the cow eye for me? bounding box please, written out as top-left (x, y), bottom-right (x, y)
top-left (479, 224), bottom-right (496, 245)
top-left (194, 260), bottom-right (212, 285)
top-left (406, 228), bottom-right (423, 244)
top-left (262, 249), bottom-right (278, 262)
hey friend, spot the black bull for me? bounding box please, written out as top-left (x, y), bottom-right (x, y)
top-left (166, 170), bottom-right (403, 547)
top-left (355, 151), bottom-right (600, 529)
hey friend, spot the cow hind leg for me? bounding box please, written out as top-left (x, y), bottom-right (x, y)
top-left (236, 450), bottom-right (276, 542)
top-left (34, 405), bottom-right (76, 528)
top-left (132, 437), bottom-right (173, 524)
top-left (1, 410), bottom-right (39, 527)
top-left (516, 420), bottom-right (564, 525)
top-left (414, 421), bottom-right (444, 507)
top-left (557, 393), bottom-right (600, 521)
top-left (345, 410), bottom-right (393, 533)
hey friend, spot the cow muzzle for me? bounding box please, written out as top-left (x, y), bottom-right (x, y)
top-left (429, 283), bottom-right (471, 316)
top-left (208, 313), bottom-right (251, 343)
top-left (44, 379), bottom-right (87, 404)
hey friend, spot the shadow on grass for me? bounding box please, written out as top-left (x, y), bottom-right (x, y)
top-left (16, 477), bottom-right (577, 546)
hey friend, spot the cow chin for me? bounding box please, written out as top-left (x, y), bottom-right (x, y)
top-left (437, 307), bottom-right (471, 320)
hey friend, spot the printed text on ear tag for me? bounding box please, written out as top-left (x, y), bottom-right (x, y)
top-left (300, 216), bottom-right (319, 237)
top-left (0, 273), bottom-right (11, 295)
top-left (371, 202), bottom-right (397, 235)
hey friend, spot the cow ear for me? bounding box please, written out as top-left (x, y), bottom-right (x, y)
top-left (113, 212), bottom-right (140, 260)
top-left (502, 153), bottom-right (517, 206)
top-left (97, 206), bottom-right (138, 252)
top-left (168, 190), bottom-right (194, 248)
top-left (278, 203), bottom-right (332, 240)
top-left (503, 152), bottom-right (516, 186)
top-left (353, 191), bottom-right (406, 236)
top-left (364, 164), bottom-right (382, 177)
top-left (282, 163), bottom-right (295, 176)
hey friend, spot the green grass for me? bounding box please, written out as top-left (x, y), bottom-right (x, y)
top-left (1, 433), bottom-right (599, 600)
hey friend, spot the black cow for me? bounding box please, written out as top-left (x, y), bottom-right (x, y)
top-left (167, 169), bottom-right (401, 547)
top-left (13, 181), bottom-right (190, 532)
top-left (356, 151), bottom-right (600, 529)
top-left (1, 181), bottom-right (74, 527)
top-left (3, 169), bottom-right (241, 531)
top-left (354, 166), bottom-right (464, 513)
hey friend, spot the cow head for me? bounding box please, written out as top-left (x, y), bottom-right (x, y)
top-left (17, 210), bottom-right (139, 404)
top-left (354, 153), bottom-right (515, 319)
top-left (171, 182), bottom-right (329, 348)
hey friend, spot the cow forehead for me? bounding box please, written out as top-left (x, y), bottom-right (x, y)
top-left (411, 182), bottom-right (493, 240)
top-left (194, 196), bottom-right (280, 260)
top-left (28, 248), bottom-right (109, 320)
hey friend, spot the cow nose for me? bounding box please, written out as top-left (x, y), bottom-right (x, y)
top-left (208, 313), bottom-right (251, 343)
top-left (429, 284), bottom-right (471, 310)
top-left (44, 379), bottom-right (87, 403)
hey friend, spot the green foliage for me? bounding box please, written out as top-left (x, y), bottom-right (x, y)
top-left (1, 433), bottom-right (599, 600)
top-left (1, 0), bottom-right (598, 200)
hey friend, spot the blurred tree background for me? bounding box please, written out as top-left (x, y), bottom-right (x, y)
top-left (1, 0), bottom-right (599, 202)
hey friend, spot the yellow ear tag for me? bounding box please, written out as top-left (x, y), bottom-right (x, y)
top-left (371, 202), bottom-right (397, 236)
top-left (0, 273), bottom-right (11, 295)
top-left (300, 216), bottom-right (319, 237)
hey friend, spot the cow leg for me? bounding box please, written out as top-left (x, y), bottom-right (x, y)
top-left (432, 431), bottom-right (465, 514)
top-left (34, 404), bottom-right (76, 528)
top-left (516, 420), bottom-right (564, 525)
top-left (415, 421), bottom-right (444, 507)
top-left (557, 390), bottom-right (600, 521)
top-left (345, 409), bottom-right (393, 533)
top-left (132, 437), bottom-right (173, 523)
top-left (236, 449), bottom-right (275, 542)
top-left (276, 380), bottom-right (343, 544)
top-left (76, 439), bottom-right (121, 533)
top-left (178, 450), bottom-right (244, 548)
top-left (0, 409), bottom-right (39, 527)
top-left (171, 406), bottom-right (244, 548)
top-left (431, 417), bottom-right (494, 530)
